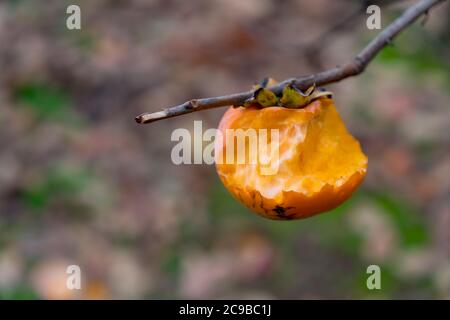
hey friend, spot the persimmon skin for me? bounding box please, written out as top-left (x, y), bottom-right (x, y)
top-left (215, 99), bottom-right (368, 220)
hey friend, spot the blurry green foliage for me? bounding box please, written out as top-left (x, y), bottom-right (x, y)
top-left (379, 42), bottom-right (448, 74)
top-left (298, 193), bottom-right (363, 255)
top-left (71, 32), bottom-right (95, 51)
top-left (377, 24), bottom-right (450, 89)
top-left (162, 252), bottom-right (182, 278)
top-left (7, 0), bottom-right (26, 6)
top-left (0, 285), bottom-right (39, 300)
top-left (208, 181), bottom-right (252, 222)
top-left (21, 167), bottom-right (91, 212)
top-left (413, 140), bottom-right (440, 161)
top-left (62, 29), bottom-right (95, 52)
top-left (14, 82), bottom-right (72, 122)
top-left (368, 192), bottom-right (428, 248)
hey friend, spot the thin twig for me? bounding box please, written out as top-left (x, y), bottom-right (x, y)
top-left (300, 0), bottom-right (406, 69)
top-left (136, 0), bottom-right (447, 124)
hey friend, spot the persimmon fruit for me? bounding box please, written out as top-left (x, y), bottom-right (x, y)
top-left (215, 98), bottom-right (368, 220)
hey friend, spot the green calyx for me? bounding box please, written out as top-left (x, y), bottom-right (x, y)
top-left (242, 78), bottom-right (333, 109)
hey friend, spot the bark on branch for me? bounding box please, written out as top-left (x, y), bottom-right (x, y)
top-left (135, 0), bottom-right (447, 124)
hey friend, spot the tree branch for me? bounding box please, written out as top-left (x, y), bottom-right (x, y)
top-left (135, 0), bottom-right (447, 124)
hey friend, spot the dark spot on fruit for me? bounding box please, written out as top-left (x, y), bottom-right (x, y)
top-left (272, 205), bottom-right (295, 219)
top-left (251, 191), bottom-right (256, 208)
top-left (236, 191), bottom-right (244, 203)
top-left (259, 194), bottom-right (268, 214)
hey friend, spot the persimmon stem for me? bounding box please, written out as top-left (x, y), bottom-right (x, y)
top-left (135, 0), bottom-right (447, 124)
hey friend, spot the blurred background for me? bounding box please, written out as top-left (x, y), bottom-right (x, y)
top-left (0, 0), bottom-right (449, 299)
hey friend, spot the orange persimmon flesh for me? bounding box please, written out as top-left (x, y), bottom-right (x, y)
top-left (215, 98), bottom-right (368, 220)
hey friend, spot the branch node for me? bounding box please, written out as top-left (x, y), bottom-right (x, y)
top-left (186, 100), bottom-right (198, 110)
top-left (354, 56), bottom-right (366, 74)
